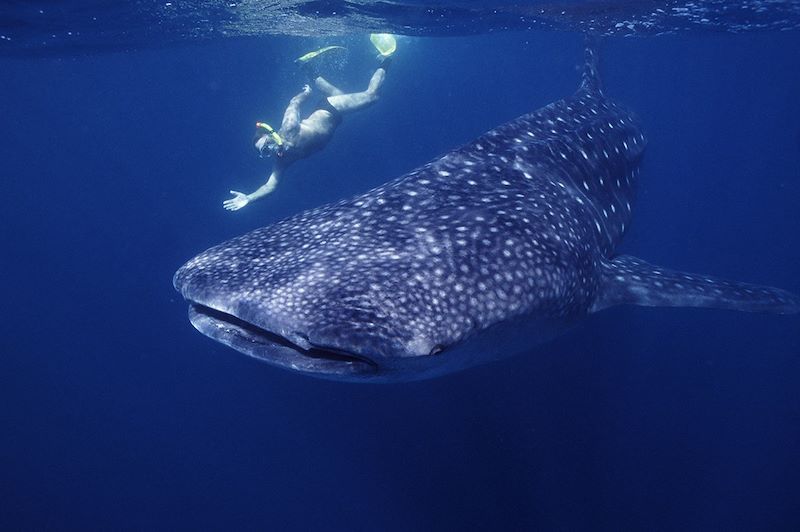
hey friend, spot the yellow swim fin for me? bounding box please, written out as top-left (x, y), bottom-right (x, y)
top-left (295, 45), bottom-right (346, 64)
top-left (370, 33), bottom-right (397, 57)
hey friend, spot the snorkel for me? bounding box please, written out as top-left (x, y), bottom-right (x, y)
top-left (255, 122), bottom-right (284, 157)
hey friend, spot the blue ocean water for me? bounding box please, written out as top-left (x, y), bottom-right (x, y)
top-left (1, 3), bottom-right (800, 530)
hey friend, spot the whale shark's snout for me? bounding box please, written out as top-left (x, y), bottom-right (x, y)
top-left (172, 245), bottom-right (436, 381)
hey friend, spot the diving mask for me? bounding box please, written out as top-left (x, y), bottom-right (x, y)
top-left (254, 121), bottom-right (284, 157)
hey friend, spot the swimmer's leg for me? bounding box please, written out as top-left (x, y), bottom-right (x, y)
top-left (326, 67), bottom-right (386, 114)
top-left (281, 85), bottom-right (312, 132)
top-left (314, 76), bottom-right (344, 96)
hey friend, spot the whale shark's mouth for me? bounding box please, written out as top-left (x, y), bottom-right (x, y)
top-left (187, 304), bottom-right (378, 378)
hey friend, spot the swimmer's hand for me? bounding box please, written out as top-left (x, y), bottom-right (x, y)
top-left (302, 83), bottom-right (312, 95)
top-left (223, 190), bottom-right (250, 211)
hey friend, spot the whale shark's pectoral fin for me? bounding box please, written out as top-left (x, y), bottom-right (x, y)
top-left (592, 255), bottom-right (800, 315)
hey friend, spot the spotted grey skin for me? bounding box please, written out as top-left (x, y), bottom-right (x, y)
top-left (174, 46), bottom-right (799, 382)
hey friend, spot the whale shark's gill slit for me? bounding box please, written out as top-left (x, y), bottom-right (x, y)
top-left (189, 304), bottom-right (378, 369)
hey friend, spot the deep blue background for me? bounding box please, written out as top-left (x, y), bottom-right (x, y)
top-left (1, 30), bottom-right (799, 530)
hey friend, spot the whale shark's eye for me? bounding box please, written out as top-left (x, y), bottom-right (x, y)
top-left (429, 345), bottom-right (444, 356)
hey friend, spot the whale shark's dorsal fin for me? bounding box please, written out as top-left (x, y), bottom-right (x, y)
top-left (593, 256), bottom-right (800, 314)
top-left (579, 37), bottom-right (603, 96)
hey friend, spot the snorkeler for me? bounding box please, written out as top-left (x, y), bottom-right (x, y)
top-left (223, 38), bottom-right (395, 211)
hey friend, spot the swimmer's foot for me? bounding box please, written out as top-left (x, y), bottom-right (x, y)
top-left (376, 53), bottom-right (393, 70)
top-left (298, 60), bottom-right (319, 82)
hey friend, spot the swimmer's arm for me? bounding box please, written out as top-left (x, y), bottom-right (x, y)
top-left (280, 84), bottom-right (312, 133)
top-left (223, 169), bottom-right (280, 211)
top-left (246, 171), bottom-right (280, 202)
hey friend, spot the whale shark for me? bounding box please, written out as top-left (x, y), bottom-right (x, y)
top-left (174, 46), bottom-right (798, 382)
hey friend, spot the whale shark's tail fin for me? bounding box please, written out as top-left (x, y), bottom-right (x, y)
top-left (592, 255), bottom-right (800, 314)
top-left (580, 36), bottom-right (603, 96)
